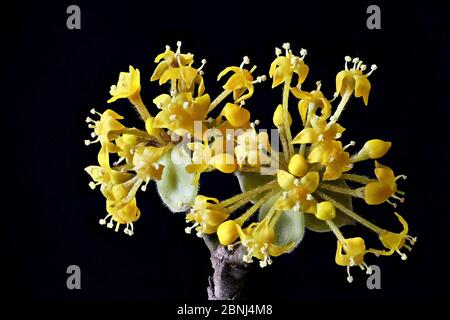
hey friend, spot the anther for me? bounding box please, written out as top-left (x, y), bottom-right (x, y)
top-left (300, 48), bottom-right (307, 58)
top-left (169, 114), bottom-right (177, 122)
top-left (90, 108), bottom-right (97, 115)
top-left (275, 47), bottom-right (282, 57)
top-left (183, 101), bottom-right (189, 109)
top-left (90, 132), bottom-right (96, 138)
top-left (367, 64), bottom-right (377, 76)
top-left (316, 81), bottom-right (322, 91)
top-left (294, 178), bottom-right (300, 186)
top-left (282, 43), bottom-right (291, 54)
top-left (306, 194), bottom-right (314, 201)
top-left (240, 56), bottom-right (250, 69)
top-left (360, 64), bottom-right (367, 71)
top-left (165, 45), bottom-right (171, 51)
top-left (344, 141), bottom-right (356, 150)
top-left (254, 119), bottom-right (260, 125)
top-left (197, 59), bottom-right (207, 72)
top-left (89, 182), bottom-right (97, 190)
top-left (176, 41), bottom-right (182, 54)
top-left (85, 117), bottom-right (94, 123)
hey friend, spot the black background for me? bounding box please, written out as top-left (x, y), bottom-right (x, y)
top-left (3, 0), bottom-right (449, 303)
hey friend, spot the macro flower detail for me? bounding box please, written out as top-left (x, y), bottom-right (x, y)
top-left (84, 41), bottom-right (416, 294)
top-left (335, 56), bottom-right (377, 106)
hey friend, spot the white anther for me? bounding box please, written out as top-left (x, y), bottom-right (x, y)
top-left (345, 56), bottom-right (352, 62)
top-left (254, 119), bottom-right (260, 125)
top-left (184, 227), bottom-right (192, 234)
top-left (183, 101), bottom-right (189, 109)
top-left (367, 64), bottom-right (378, 76)
top-left (293, 202), bottom-right (300, 212)
top-left (250, 122), bottom-right (255, 128)
top-left (347, 276), bottom-right (353, 283)
top-left (99, 219), bottom-right (106, 225)
top-left (84, 140), bottom-right (91, 146)
top-left (282, 42), bottom-right (291, 50)
top-left (366, 266), bottom-right (373, 275)
top-left (201, 59), bottom-right (207, 64)
top-left (141, 185), bottom-right (147, 192)
top-left (90, 108), bottom-right (96, 114)
top-left (317, 134), bottom-right (324, 141)
top-left (258, 143), bottom-right (264, 150)
top-left (243, 56), bottom-right (250, 64)
top-left (169, 114), bottom-right (177, 122)
top-left (360, 64), bottom-right (367, 71)
top-left (352, 57), bottom-right (360, 63)
top-left (306, 194), bottom-right (314, 201)
top-left (90, 132), bottom-right (96, 138)
top-left (89, 182), bottom-right (96, 190)
top-left (85, 117), bottom-right (93, 123)
top-left (300, 48), bottom-right (307, 57)
top-left (294, 178), bottom-right (300, 186)
top-left (275, 47), bottom-right (282, 56)
top-left (165, 45), bottom-right (171, 51)
top-left (107, 222), bottom-right (114, 229)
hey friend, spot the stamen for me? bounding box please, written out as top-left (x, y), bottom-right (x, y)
top-left (197, 59), bottom-right (207, 72)
top-left (392, 194), bottom-right (405, 203)
top-left (346, 265), bottom-right (353, 283)
top-left (254, 119), bottom-right (260, 125)
top-left (396, 249), bottom-right (408, 260)
top-left (306, 193), bottom-right (314, 201)
top-left (387, 199), bottom-right (397, 208)
top-left (344, 141), bottom-right (356, 150)
top-left (344, 56), bottom-right (352, 70)
top-left (240, 56), bottom-right (250, 69)
top-left (395, 174), bottom-right (408, 181)
top-left (294, 178), bottom-right (300, 186)
top-left (90, 132), bottom-right (97, 138)
top-left (85, 117), bottom-right (94, 123)
top-left (141, 178), bottom-right (150, 191)
top-left (99, 214), bottom-right (111, 225)
top-left (367, 64), bottom-right (377, 76)
top-left (275, 47), bottom-right (282, 57)
top-left (89, 181), bottom-right (99, 190)
top-left (169, 114), bottom-right (177, 122)
top-left (316, 81), bottom-right (322, 91)
top-left (183, 101), bottom-right (190, 110)
top-left (282, 42), bottom-right (291, 55)
top-left (330, 92), bottom-right (339, 102)
top-left (176, 41), bottom-right (182, 55)
top-left (300, 48), bottom-right (307, 59)
top-left (253, 75), bottom-right (267, 83)
top-left (351, 57), bottom-right (360, 70)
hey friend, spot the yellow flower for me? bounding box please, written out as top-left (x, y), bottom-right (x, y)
top-left (158, 60), bottom-right (206, 94)
top-left (352, 139), bottom-right (391, 162)
top-left (217, 56), bottom-right (265, 103)
top-left (85, 109), bottom-right (126, 168)
top-left (85, 165), bottom-right (132, 197)
top-left (336, 56), bottom-right (377, 105)
top-left (132, 145), bottom-right (171, 184)
top-left (186, 142), bottom-right (238, 183)
top-left (276, 171), bottom-right (319, 213)
top-left (364, 161), bottom-right (406, 206)
top-left (104, 197), bottom-right (141, 235)
top-left (335, 237), bottom-right (371, 282)
top-left (371, 212), bottom-right (417, 260)
top-left (150, 42), bottom-right (194, 82)
top-left (308, 140), bottom-right (353, 181)
top-left (290, 85), bottom-right (332, 125)
top-left (107, 66), bottom-right (141, 103)
top-left (292, 117), bottom-right (345, 145)
top-left (237, 213), bottom-right (296, 267)
top-left (153, 93), bottom-right (211, 137)
top-left (185, 196), bottom-right (229, 236)
top-left (269, 43), bottom-right (309, 88)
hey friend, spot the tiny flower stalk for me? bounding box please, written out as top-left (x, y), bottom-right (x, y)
top-left (84, 41), bottom-right (415, 298)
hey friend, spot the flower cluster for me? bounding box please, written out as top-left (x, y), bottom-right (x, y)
top-left (84, 41), bottom-right (415, 283)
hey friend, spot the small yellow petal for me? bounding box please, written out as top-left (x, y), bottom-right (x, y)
top-left (277, 170), bottom-right (296, 190)
top-left (217, 220), bottom-right (240, 245)
top-left (273, 104), bottom-right (292, 127)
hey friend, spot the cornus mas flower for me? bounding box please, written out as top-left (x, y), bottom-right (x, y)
top-left (84, 41), bottom-right (416, 286)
